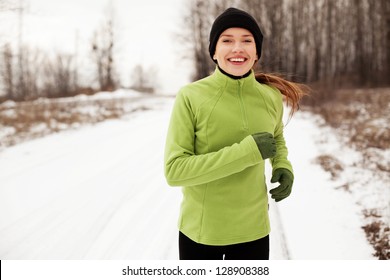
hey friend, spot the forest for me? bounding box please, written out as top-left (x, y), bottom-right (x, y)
top-left (1, 0), bottom-right (389, 102)
top-left (0, 0), bottom-right (159, 102)
top-left (184, 0), bottom-right (390, 90)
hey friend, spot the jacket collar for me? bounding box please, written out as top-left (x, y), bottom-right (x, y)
top-left (211, 66), bottom-right (256, 88)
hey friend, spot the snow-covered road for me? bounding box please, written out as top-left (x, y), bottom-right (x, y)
top-left (0, 97), bottom-right (374, 259)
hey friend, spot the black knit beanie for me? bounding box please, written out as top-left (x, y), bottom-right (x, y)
top-left (209, 7), bottom-right (263, 63)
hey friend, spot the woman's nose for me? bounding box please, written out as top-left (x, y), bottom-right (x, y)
top-left (232, 42), bottom-right (244, 52)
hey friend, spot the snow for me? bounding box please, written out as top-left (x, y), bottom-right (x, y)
top-left (273, 111), bottom-right (375, 259)
top-left (0, 96), bottom-right (377, 260)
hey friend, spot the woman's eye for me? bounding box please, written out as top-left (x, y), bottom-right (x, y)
top-left (222, 39), bottom-right (232, 43)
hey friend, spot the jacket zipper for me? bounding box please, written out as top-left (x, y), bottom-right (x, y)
top-left (237, 80), bottom-right (249, 131)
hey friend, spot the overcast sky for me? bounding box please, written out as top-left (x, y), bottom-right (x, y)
top-left (0, 0), bottom-right (192, 93)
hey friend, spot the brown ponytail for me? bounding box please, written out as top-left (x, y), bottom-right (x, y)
top-left (255, 72), bottom-right (309, 118)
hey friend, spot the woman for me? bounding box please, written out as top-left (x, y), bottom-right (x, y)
top-left (164, 7), bottom-right (306, 260)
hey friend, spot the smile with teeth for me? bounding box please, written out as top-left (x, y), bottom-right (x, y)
top-left (228, 57), bottom-right (247, 63)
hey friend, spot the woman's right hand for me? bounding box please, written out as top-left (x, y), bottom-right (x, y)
top-left (252, 132), bottom-right (276, 159)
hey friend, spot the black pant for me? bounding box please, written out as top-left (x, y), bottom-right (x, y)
top-left (179, 231), bottom-right (269, 260)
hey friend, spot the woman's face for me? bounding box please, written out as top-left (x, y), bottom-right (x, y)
top-left (213, 27), bottom-right (258, 76)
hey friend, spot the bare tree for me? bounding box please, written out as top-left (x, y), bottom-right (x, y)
top-left (180, 0), bottom-right (234, 81)
top-left (91, 16), bottom-right (118, 92)
top-left (184, 0), bottom-right (213, 80)
top-left (20, 46), bottom-right (43, 100)
top-left (131, 65), bottom-right (144, 91)
top-left (0, 45), bottom-right (41, 101)
top-left (240, 0), bottom-right (390, 88)
top-left (0, 44), bottom-right (14, 100)
top-left (130, 64), bottom-right (159, 94)
top-left (41, 54), bottom-right (77, 98)
top-left (1, 44), bottom-right (81, 101)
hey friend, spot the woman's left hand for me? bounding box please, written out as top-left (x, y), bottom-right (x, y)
top-left (269, 168), bottom-right (294, 202)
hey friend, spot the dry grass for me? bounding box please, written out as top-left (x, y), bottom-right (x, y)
top-left (310, 88), bottom-right (390, 179)
top-left (312, 88), bottom-right (390, 150)
top-left (0, 97), bottom-right (151, 148)
top-left (308, 87), bottom-right (390, 259)
top-left (362, 222), bottom-right (389, 259)
top-left (314, 154), bottom-right (344, 180)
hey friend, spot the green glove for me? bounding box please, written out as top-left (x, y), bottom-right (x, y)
top-left (269, 168), bottom-right (294, 202)
top-left (252, 132), bottom-right (276, 160)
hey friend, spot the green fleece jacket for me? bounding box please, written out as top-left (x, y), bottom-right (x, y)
top-left (164, 67), bottom-right (293, 245)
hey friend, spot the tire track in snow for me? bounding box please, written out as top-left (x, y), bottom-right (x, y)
top-left (269, 202), bottom-right (291, 259)
top-left (266, 161), bottom-right (291, 260)
top-left (0, 102), bottom-right (182, 259)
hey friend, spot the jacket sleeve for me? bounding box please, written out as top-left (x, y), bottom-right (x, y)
top-left (164, 90), bottom-right (262, 187)
top-left (270, 93), bottom-right (293, 174)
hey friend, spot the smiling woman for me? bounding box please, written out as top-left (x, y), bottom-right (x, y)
top-left (213, 28), bottom-right (258, 77)
top-left (164, 7), bottom-right (308, 261)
